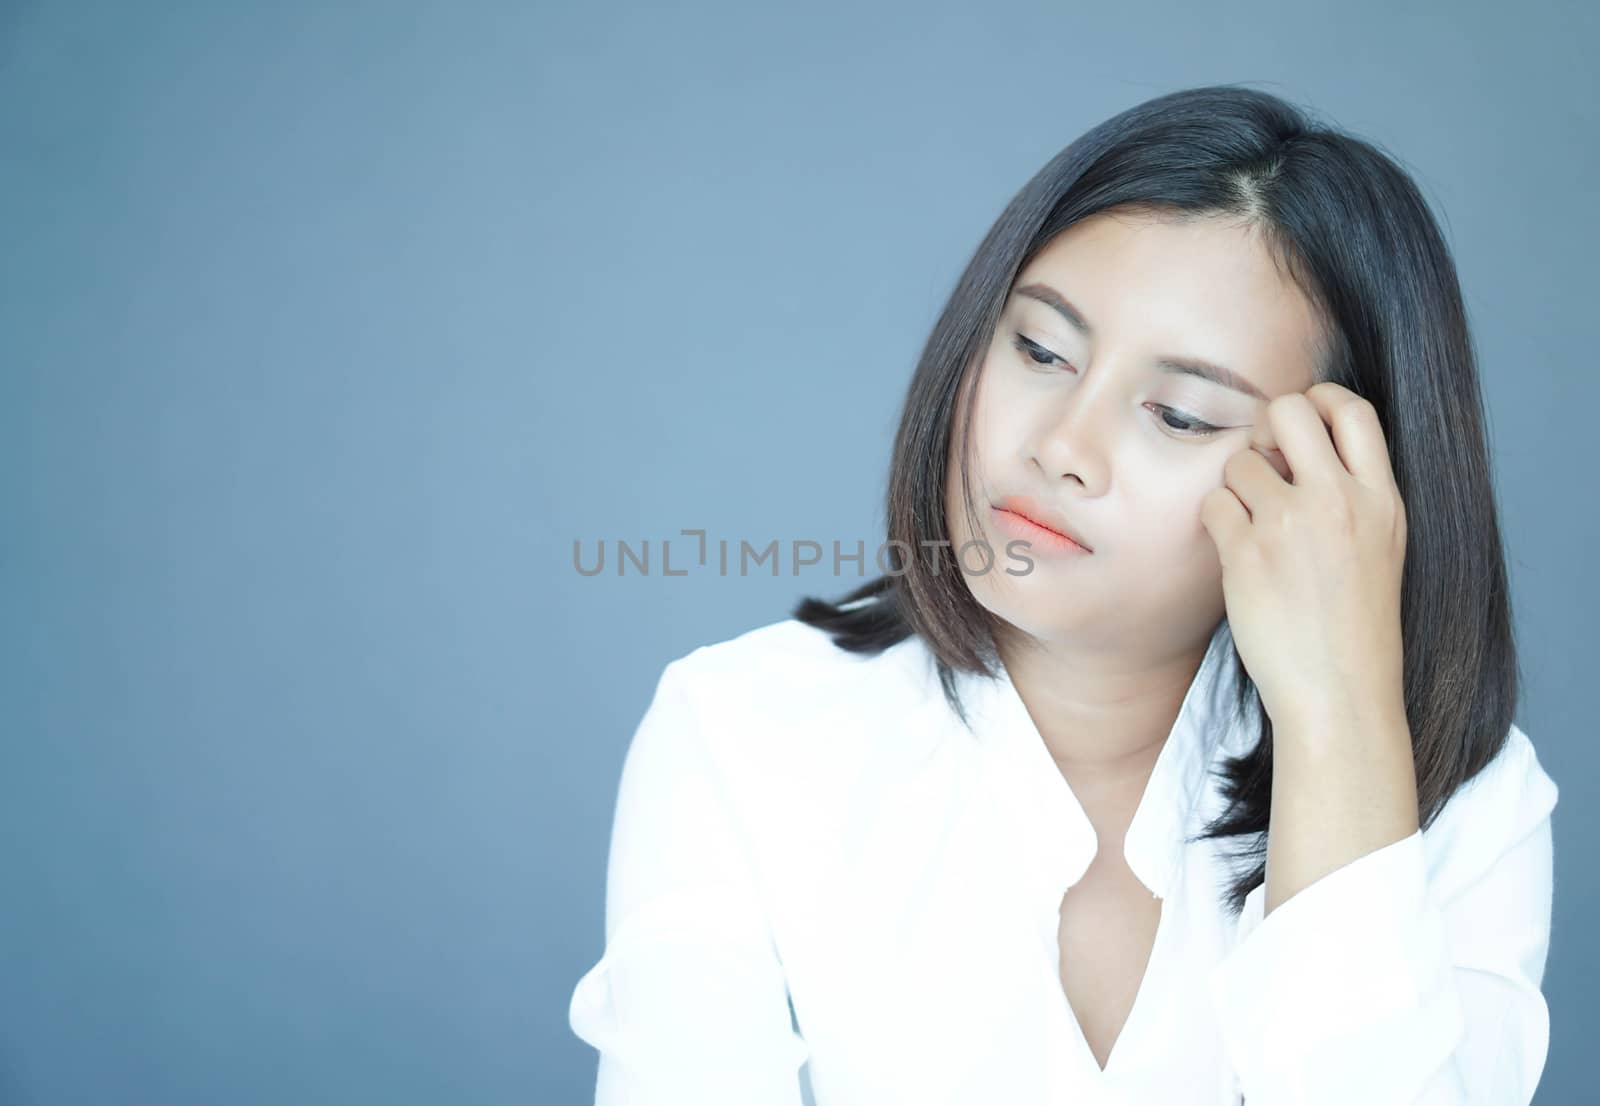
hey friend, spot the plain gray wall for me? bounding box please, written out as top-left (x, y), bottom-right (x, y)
top-left (2, 2), bottom-right (1594, 1103)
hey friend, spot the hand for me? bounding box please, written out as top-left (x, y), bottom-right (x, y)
top-left (1198, 382), bottom-right (1409, 737)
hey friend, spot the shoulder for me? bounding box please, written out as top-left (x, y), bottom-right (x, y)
top-left (672, 615), bottom-right (867, 684)
top-left (664, 615), bottom-right (939, 737)
top-left (1422, 720), bottom-right (1560, 893)
top-left (646, 614), bottom-right (949, 852)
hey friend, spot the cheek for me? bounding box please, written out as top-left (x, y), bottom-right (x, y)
top-left (947, 375), bottom-right (1013, 517)
top-left (943, 457), bottom-right (988, 558)
top-left (1123, 467), bottom-right (1223, 557)
top-left (975, 365), bottom-right (1031, 442)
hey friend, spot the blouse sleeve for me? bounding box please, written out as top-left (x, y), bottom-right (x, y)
top-left (1207, 726), bottom-right (1559, 1106)
top-left (567, 658), bottom-right (811, 1106)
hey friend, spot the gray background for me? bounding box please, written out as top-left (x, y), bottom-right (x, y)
top-left (3, 1), bottom-right (1593, 1103)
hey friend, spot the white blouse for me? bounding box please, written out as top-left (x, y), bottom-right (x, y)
top-left (567, 615), bottom-right (1559, 1105)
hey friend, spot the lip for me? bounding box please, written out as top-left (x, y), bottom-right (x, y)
top-left (991, 495), bottom-right (1094, 555)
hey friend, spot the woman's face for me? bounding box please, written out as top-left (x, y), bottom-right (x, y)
top-left (945, 209), bottom-right (1325, 657)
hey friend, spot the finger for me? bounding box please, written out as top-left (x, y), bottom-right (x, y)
top-left (1252, 443), bottom-right (1293, 483)
top-left (1199, 484), bottom-right (1251, 559)
top-left (1243, 406), bottom-right (1292, 482)
top-left (1263, 391), bottom-right (1347, 488)
top-left (1222, 446), bottom-right (1287, 519)
top-left (1300, 381), bottom-right (1396, 491)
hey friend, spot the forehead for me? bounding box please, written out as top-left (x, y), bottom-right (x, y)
top-left (1011, 211), bottom-right (1325, 397)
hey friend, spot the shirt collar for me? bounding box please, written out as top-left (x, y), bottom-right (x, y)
top-left (946, 619), bottom-right (1241, 900)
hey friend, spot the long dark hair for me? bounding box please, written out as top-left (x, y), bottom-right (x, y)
top-left (791, 82), bottom-right (1519, 918)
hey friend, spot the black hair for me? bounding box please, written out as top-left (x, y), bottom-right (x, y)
top-left (792, 82), bottom-right (1519, 918)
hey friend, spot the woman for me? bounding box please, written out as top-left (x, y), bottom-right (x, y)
top-left (567, 83), bottom-right (1559, 1105)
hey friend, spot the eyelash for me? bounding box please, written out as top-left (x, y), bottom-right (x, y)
top-left (1010, 333), bottom-right (1224, 438)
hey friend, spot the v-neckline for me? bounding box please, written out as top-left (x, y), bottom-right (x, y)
top-left (1055, 868), bottom-right (1170, 1076)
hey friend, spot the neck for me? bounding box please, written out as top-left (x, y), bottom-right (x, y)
top-left (994, 623), bottom-right (1213, 813)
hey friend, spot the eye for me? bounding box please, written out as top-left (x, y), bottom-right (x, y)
top-left (1011, 333), bottom-right (1074, 371)
top-left (1147, 404), bottom-right (1224, 438)
top-left (1012, 332), bottom-right (1225, 438)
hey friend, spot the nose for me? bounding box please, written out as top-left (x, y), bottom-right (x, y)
top-left (1033, 377), bottom-right (1113, 493)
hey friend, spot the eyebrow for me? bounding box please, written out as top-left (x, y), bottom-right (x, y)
top-left (1013, 281), bottom-right (1269, 403)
